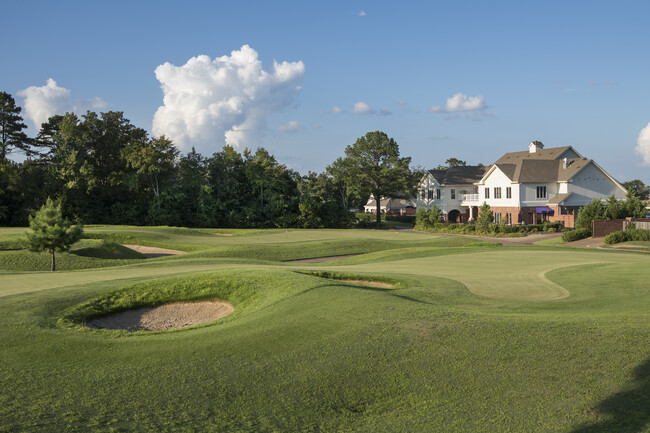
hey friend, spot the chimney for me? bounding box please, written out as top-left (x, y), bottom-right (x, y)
top-left (529, 140), bottom-right (544, 153)
top-left (563, 157), bottom-right (568, 169)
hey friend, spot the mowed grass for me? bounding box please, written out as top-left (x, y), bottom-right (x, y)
top-left (0, 226), bottom-right (649, 432)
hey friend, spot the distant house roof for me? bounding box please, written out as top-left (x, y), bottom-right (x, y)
top-left (427, 166), bottom-right (488, 185)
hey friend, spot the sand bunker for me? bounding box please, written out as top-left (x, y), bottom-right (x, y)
top-left (341, 279), bottom-right (393, 288)
top-left (213, 233), bottom-right (234, 236)
top-left (88, 301), bottom-right (234, 331)
top-left (121, 244), bottom-right (186, 258)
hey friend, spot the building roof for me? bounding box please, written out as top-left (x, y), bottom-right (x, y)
top-left (490, 146), bottom-right (592, 183)
top-left (547, 192), bottom-right (573, 205)
top-left (493, 146), bottom-right (581, 164)
top-left (428, 166), bottom-right (489, 185)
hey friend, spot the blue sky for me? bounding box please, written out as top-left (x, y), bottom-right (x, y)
top-left (4, 0), bottom-right (650, 183)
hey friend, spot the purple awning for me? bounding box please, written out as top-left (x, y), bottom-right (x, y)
top-left (536, 207), bottom-right (554, 213)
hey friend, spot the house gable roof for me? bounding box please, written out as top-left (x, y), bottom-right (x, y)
top-left (493, 146), bottom-right (583, 164)
top-left (427, 166), bottom-right (488, 185)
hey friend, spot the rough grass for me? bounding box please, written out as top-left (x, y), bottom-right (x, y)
top-left (0, 226), bottom-right (648, 432)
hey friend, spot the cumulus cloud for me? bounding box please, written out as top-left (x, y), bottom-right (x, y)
top-left (358, 10), bottom-right (366, 16)
top-left (152, 45), bottom-right (305, 151)
top-left (324, 106), bottom-right (344, 114)
top-left (636, 122), bottom-right (650, 166)
top-left (17, 78), bottom-right (106, 128)
top-left (353, 101), bottom-right (374, 114)
top-left (277, 120), bottom-right (301, 132)
top-left (430, 93), bottom-right (486, 113)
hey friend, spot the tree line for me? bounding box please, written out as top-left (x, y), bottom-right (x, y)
top-left (1, 91), bottom-right (418, 228)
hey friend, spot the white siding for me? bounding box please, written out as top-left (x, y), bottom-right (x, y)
top-left (480, 167), bottom-right (519, 207)
top-left (521, 182), bottom-right (559, 206)
top-left (564, 163), bottom-right (626, 206)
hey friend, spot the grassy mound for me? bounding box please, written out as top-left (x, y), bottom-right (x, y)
top-left (0, 239), bottom-right (146, 272)
top-left (60, 269), bottom-right (312, 334)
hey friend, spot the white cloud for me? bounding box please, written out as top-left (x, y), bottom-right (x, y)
top-left (324, 106), bottom-right (344, 114)
top-left (358, 10), bottom-right (366, 16)
top-left (152, 45), bottom-right (305, 152)
top-left (277, 120), bottom-right (301, 132)
top-left (17, 78), bottom-right (106, 128)
top-left (398, 100), bottom-right (406, 106)
top-left (636, 122), bottom-right (650, 166)
top-left (353, 101), bottom-right (374, 114)
top-left (430, 93), bottom-right (486, 113)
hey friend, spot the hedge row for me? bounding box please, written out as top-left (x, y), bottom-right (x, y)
top-left (604, 228), bottom-right (650, 244)
top-left (415, 221), bottom-right (563, 236)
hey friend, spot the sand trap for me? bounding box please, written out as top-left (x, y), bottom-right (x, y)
top-left (287, 254), bottom-right (361, 263)
top-left (213, 233), bottom-right (234, 236)
top-left (341, 279), bottom-right (394, 288)
top-left (121, 244), bottom-right (187, 258)
top-left (88, 301), bottom-right (234, 331)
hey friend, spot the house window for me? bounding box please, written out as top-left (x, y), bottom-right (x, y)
top-left (494, 187), bottom-right (502, 199)
top-left (506, 187), bottom-right (511, 199)
top-left (421, 189), bottom-right (425, 199)
top-left (506, 212), bottom-right (512, 225)
top-left (451, 189), bottom-right (456, 199)
top-left (427, 189), bottom-right (433, 200)
top-left (494, 212), bottom-right (501, 224)
top-left (484, 188), bottom-right (490, 199)
top-left (536, 186), bottom-right (547, 199)
top-left (436, 189), bottom-right (441, 200)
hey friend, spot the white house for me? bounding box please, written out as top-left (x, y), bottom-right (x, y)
top-left (469, 141), bottom-right (627, 226)
top-left (416, 166), bottom-right (488, 222)
top-left (416, 141), bottom-right (628, 227)
top-left (364, 195), bottom-right (416, 215)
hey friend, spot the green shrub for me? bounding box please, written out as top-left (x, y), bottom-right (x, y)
top-left (561, 228), bottom-right (591, 242)
top-left (604, 228), bottom-right (650, 244)
top-left (384, 215), bottom-right (416, 224)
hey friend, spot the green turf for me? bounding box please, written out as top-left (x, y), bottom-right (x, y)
top-left (0, 226), bottom-right (648, 432)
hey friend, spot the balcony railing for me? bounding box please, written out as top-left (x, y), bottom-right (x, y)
top-left (462, 194), bottom-right (479, 202)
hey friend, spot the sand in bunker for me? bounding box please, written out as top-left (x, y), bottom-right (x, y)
top-left (89, 301), bottom-right (234, 331)
top-left (121, 244), bottom-right (186, 258)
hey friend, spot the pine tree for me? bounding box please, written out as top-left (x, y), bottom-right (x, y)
top-left (0, 92), bottom-right (31, 161)
top-left (25, 198), bottom-right (83, 271)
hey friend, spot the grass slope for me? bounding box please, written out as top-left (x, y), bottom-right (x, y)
top-left (0, 226), bottom-right (648, 432)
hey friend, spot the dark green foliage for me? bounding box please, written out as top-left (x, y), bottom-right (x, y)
top-left (0, 91), bottom-right (31, 161)
top-left (415, 206), bottom-right (442, 228)
top-left (25, 197), bottom-right (83, 271)
top-left (575, 198), bottom-right (606, 231)
top-left (384, 215), bottom-right (416, 224)
top-left (328, 131), bottom-right (419, 227)
top-left (561, 227), bottom-right (591, 242)
top-left (604, 228), bottom-right (650, 244)
top-left (622, 179), bottom-right (645, 197)
top-left (475, 202), bottom-right (494, 231)
top-left (298, 172), bottom-right (353, 228)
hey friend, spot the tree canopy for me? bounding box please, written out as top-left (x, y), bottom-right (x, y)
top-left (0, 91), bottom-right (31, 161)
top-left (327, 131), bottom-right (418, 226)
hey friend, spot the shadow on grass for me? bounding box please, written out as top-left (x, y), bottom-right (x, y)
top-left (571, 356), bottom-right (650, 432)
